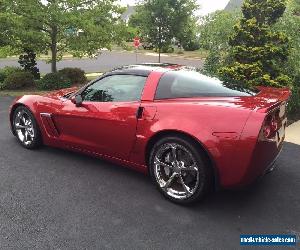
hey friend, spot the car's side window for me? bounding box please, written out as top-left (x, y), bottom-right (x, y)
top-left (155, 71), bottom-right (256, 99)
top-left (81, 75), bottom-right (147, 102)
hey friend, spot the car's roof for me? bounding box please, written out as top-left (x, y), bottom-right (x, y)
top-left (110, 63), bottom-right (192, 76)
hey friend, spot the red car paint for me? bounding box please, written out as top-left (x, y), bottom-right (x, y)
top-left (9, 65), bottom-right (290, 188)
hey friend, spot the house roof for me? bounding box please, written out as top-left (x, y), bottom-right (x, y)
top-left (224, 0), bottom-right (243, 11)
top-left (121, 5), bottom-right (136, 21)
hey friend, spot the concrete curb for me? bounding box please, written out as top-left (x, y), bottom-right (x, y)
top-left (285, 120), bottom-right (300, 145)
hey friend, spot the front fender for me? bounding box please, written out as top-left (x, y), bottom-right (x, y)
top-left (9, 95), bottom-right (56, 140)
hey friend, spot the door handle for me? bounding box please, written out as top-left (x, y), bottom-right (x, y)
top-left (136, 106), bottom-right (144, 119)
top-left (136, 106), bottom-right (157, 120)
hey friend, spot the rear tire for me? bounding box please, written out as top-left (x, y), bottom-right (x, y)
top-left (13, 106), bottom-right (42, 149)
top-left (149, 135), bottom-right (212, 204)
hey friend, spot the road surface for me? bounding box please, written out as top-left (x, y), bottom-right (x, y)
top-left (0, 51), bottom-right (204, 73)
top-left (0, 96), bottom-right (299, 249)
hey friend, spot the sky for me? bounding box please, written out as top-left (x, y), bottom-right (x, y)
top-left (119, 0), bottom-right (230, 16)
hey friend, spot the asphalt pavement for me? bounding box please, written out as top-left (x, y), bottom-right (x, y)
top-left (0, 96), bottom-right (299, 249)
top-left (0, 51), bottom-right (204, 74)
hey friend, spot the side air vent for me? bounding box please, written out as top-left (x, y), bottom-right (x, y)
top-left (40, 113), bottom-right (59, 137)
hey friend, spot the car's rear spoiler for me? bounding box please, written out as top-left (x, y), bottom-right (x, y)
top-left (254, 87), bottom-right (291, 113)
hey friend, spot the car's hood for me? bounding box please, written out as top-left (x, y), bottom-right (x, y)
top-left (42, 87), bottom-right (79, 100)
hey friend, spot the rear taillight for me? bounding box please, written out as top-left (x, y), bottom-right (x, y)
top-left (270, 115), bottom-right (278, 131)
top-left (262, 125), bottom-right (272, 138)
top-left (261, 112), bottom-right (280, 139)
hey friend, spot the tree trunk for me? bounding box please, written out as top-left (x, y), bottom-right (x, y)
top-left (158, 47), bottom-right (161, 63)
top-left (158, 25), bottom-right (161, 63)
top-left (51, 26), bottom-right (58, 73)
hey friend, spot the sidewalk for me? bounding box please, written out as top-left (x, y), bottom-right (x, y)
top-left (285, 120), bottom-right (300, 145)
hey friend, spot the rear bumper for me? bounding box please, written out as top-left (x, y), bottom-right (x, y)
top-left (225, 132), bottom-right (284, 189)
top-left (240, 114), bottom-right (287, 186)
top-left (263, 146), bottom-right (282, 175)
top-left (248, 140), bottom-right (283, 181)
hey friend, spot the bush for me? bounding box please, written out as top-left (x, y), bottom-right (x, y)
top-left (161, 46), bottom-right (174, 53)
top-left (58, 67), bottom-right (87, 85)
top-left (289, 90), bottom-right (300, 114)
top-left (1, 71), bottom-right (35, 90)
top-left (121, 43), bottom-right (134, 51)
top-left (219, 0), bottom-right (290, 88)
top-left (0, 66), bottom-right (23, 81)
top-left (0, 71), bottom-right (6, 83)
top-left (287, 81), bottom-right (300, 115)
top-left (182, 40), bottom-right (200, 51)
top-left (38, 72), bottom-right (71, 90)
top-left (18, 49), bottom-right (40, 79)
top-left (202, 50), bottom-right (223, 77)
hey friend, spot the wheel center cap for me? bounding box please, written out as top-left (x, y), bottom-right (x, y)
top-left (173, 161), bottom-right (183, 174)
top-left (174, 166), bottom-right (180, 173)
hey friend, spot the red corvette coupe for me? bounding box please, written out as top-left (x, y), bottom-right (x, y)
top-left (9, 64), bottom-right (290, 204)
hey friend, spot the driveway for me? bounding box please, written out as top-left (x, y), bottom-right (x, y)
top-left (0, 51), bottom-right (204, 73)
top-left (0, 96), bottom-right (299, 249)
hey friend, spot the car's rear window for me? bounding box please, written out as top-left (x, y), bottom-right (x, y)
top-left (155, 70), bottom-right (258, 99)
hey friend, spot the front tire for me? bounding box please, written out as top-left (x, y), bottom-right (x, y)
top-left (13, 106), bottom-right (42, 149)
top-left (149, 136), bottom-right (212, 204)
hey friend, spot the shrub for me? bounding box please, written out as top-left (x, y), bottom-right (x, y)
top-left (182, 40), bottom-right (200, 51)
top-left (202, 49), bottom-right (223, 77)
top-left (18, 49), bottom-right (40, 79)
top-left (121, 43), bottom-right (134, 51)
top-left (287, 80), bottom-right (300, 115)
top-left (160, 45), bottom-right (174, 53)
top-left (1, 71), bottom-right (35, 90)
top-left (0, 71), bottom-right (6, 83)
top-left (38, 72), bottom-right (71, 90)
top-left (219, 0), bottom-right (290, 88)
top-left (0, 66), bottom-right (23, 81)
top-left (58, 67), bottom-right (87, 85)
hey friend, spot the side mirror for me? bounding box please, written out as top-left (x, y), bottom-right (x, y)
top-left (71, 95), bottom-right (83, 107)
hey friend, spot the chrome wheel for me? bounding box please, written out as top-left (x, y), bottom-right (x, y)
top-left (14, 110), bottom-right (35, 146)
top-left (153, 143), bottom-right (200, 200)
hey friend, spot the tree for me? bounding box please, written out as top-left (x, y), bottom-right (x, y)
top-left (179, 17), bottom-right (200, 51)
top-left (277, 0), bottom-right (300, 81)
top-left (0, 1), bottom-right (10, 46)
top-left (199, 10), bottom-right (241, 76)
top-left (276, 0), bottom-right (300, 113)
top-left (171, 0), bottom-right (199, 49)
top-left (0, 0), bottom-right (19, 57)
top-left (199, 10), bottom-right (240, 52)
top-left (130, 0), bottom-right (198, 62)
top-left (220, 0), bottom-right (291, 88)
top-left (2, 0), bottom-right (122, 72)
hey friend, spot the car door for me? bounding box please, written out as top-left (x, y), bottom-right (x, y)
top-left (53, 74), bottom-right (147, 160)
